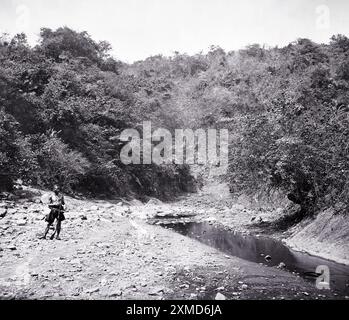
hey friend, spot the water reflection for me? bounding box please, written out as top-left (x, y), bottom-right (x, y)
top-left (163, 222), bottom-right (349, 295)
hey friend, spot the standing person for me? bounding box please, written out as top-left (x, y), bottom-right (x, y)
top-left (40, 185), bottom-right (66, 240)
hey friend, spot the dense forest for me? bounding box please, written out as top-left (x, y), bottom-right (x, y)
top-left (0, 27), bottom-right (195, 200)
top-left (1, 27), bottom-right (349, 216)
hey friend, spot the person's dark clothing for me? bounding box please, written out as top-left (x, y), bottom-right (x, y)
top-left (45, 193), bottom-right (65, 224)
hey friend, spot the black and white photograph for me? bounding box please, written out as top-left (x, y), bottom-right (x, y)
top-left (0, 0), bottom-right (348, 311)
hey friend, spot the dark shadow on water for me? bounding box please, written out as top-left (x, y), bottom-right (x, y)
top-left (162, 221), bottom-right (349, 296)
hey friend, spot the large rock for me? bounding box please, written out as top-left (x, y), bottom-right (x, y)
top-left (0, 208), bottom-right (7, 218)
top-left (215, 292), bottom-right (226, 300)
top-left (148, 287), bottom-right (164, 296)
top-left (109, 290), bottom-right (122, 297)
top-left (40, 193), bottom-right (51, 204)
top-left (17, 219), bottom-right (27, 226)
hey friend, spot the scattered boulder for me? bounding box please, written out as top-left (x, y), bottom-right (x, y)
top-left (7, 209), bottom-right (17, 215)
top-left (70, 258), bottom-right (81, 265)
top-left (0, 208), bottom-right (7, 218)
top-left (96, 242), bottom-right (111, 249)
top-left (189, 293), bottom-right (198, 300)
top-left (148, 287), bottom-right (164, 296)
top-left (40, 194), bottom-right (51, 204)
top-left (216, 286), bottom-right (225, 291)
top-left (215, 292), bottom-right (226, 300)
top-left (85, 287), bottom-right (99, 294)
top-left (109, 290), bottom-right (122, 297)
top-left (17, 219), bottom-right (27, 226)
top-left (277, 262), bottom-right (286, 269)
top-left (121, 208), bottom-right (132, 216)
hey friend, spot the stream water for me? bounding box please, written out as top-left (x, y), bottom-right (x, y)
top-left (162, 221), bottom-right (349, 296)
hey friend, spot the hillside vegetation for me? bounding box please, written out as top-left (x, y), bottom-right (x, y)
top-left (0, 28), bottom-right (194, 199)
top-left (1, 28), bottom-right (348, 217)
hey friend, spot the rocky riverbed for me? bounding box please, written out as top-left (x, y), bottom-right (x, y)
top-left (0, 186), bottom-right (345, 300)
